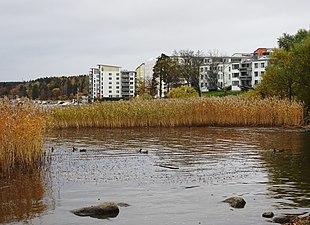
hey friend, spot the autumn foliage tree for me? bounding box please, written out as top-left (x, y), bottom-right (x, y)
top-left (0, 75), bottom-right (89, 100)
top-left (256, 29), bottom-right (310, 116)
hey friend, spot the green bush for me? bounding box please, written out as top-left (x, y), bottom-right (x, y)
top-left (166, 86), bottom-right (198, 98)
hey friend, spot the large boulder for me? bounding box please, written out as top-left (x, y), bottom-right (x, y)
top-left (223, 197), bottom-right (246, 208)
top-left (71, 202), bottom-right (119, 219)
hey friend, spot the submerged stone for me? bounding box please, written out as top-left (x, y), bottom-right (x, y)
top-left (117, 202), bottom-right (130, 207)
top-left (71, 202), bottom-right (119, 219)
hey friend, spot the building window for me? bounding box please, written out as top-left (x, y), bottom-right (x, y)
top-left (233, 73), bottom-right (239, 78)
top-left (109, 77), bottom-right (112, 80)
top-left (109, 82), bottom-right (112, 84)
top-left (116, 82), bottom-right (119, 84)
top-left (116, 91), bottom-right (119, 93)
top-left (116, 73), bottom-right (119, 76)
top-left (116, 77), bottom-right (120, 80)
top-left (201, 83), bottom-right (205, 88)
top-left (232, 81), bottom-right (239, 86)
top-left (254, 71), bottom-right (259, 77)
top-left (254, 63), bottom-right (258, 68)
top-left (229, 66), bottom-right (231, 72)
top-left (130, 77), bottom-right (134, 80)
top-left (116, 86), bottom-right (119, 89)
top-left (233, 64), bottom-right (239, 70)
top-left (109, 86), bottom-right (112, 89)
top-left (261, 71), bottom-right (265, 75)
top-left (261, 62), bottom-right (265, 68)
top-left (109, 91), bottom-right (112, 93)
top-left (130, 82), bottom-right (133, 85)
top-left (201, 75), bottom-right (203, 80)
top-left (200, 67), bottom-right (204, 72)
top-left (255, 80), bottom-right (259, 85)
top-left (109, 73), bottom-right (112, 76)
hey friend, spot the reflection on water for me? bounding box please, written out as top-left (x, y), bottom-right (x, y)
top-left (1, 127), bottom-right (309, 225)
top-left (0, 169), bottom-right (53, 224)
top-left (260, 131), bottom-right (310, 209)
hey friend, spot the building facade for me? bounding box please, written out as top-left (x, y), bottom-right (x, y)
top-left (198, 49), bottom-right (272, 92)
top-left (89, 64), bottom-right (136, 101)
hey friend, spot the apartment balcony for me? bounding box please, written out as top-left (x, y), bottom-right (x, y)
top-left (122, 88), bottom-right (130, 92)
top-left (239, 67), bottom-right (252, 72)
top-left (239, 75), bottom-right (252, 81)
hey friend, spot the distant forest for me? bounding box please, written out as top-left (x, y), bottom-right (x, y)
top-left (0, 75), bottom-right (89, 100)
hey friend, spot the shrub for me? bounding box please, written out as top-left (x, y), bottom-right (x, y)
top-left (166, 86), bottom-right (199, 98)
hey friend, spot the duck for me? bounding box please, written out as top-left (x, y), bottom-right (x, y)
top-left (139, 148), bottom-right (148, 154)
top-left (73, 147), bottom-right (78, 152)
top-left (79, 149), bottom-right (87, 152)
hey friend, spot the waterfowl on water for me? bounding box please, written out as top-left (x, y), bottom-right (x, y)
top-left (73, 147), bottom-right (78, 152)
top-left (79, 149), bottom-right (87, 152)
top-left (51, 147), bottom-right (54, 152)
top-left (139, 148), bottom-right (148, 154)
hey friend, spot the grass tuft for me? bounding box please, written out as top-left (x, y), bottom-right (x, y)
top-left (0, 98), bottom-right (46, 178)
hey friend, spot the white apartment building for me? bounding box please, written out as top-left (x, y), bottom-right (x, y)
top-left (132, 48), bottom-right (272, 98)
top-left (199, 49), bottom-right (271, 92)
top-left (89, 64), bottom-right (136, 101)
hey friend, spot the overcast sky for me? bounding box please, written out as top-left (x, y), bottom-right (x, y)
top-left (0, 0), bottom-right (309, 82)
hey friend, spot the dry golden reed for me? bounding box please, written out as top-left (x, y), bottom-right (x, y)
top-left (48, 96), bottom-right (304, 129)
top-left (0, 98), bottom-right (46, 177)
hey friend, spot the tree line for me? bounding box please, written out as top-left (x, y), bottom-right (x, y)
top-left (255, 28), bottom-right (310, 114)
top-left (0, 75), bottom-right (89, 100)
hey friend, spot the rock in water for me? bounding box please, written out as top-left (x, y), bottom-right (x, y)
top-left (117, 202), bottom-right (130, 207)
top-left (262, 211), bottom-right (274, 218)
top-left (272, 216), bottom-right (291, 224)
top-left (71, 202), bottom-right (119, 219)
top-left (223, 197), bottom-right (246, 208)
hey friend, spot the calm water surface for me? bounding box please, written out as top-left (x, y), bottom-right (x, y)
top-left (1, 127), bottom-right (310, 225)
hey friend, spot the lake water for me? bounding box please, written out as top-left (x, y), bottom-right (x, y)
top-left (1, 127), bottom-right (310, 225)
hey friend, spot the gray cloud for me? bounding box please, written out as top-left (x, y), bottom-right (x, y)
top-left (0, 0), bottom-right (309, 81)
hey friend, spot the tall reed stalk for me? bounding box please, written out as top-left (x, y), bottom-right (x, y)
top-left (48, 96), bottom-right (304, 129)
top-left (0, 98), bottom-right (46, 177)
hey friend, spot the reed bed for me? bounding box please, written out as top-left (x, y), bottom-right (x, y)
top-left (0, 98), bottom-right (46, 177)
top-left (48, 96), bottom-right (304, 129)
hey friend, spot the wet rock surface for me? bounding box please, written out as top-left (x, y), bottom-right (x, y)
top-left (262, 211), bottom-right (274, 218)
top-left (272, 215), bottom-right (292, 224)
top-left (223, 196), bottom-right (246, 208)
top-left (71, 202), bottom-right (119, 219)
